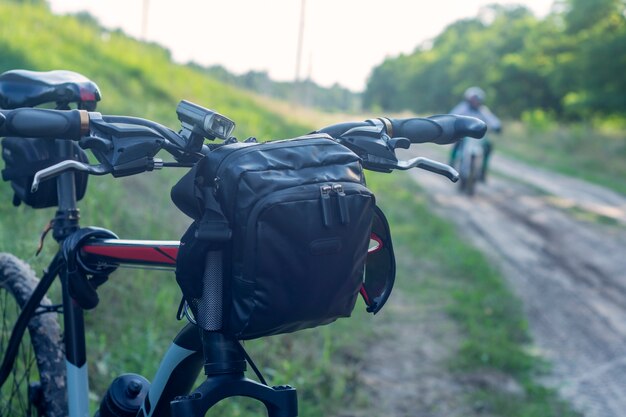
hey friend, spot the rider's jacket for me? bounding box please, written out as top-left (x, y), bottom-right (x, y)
top-left (450, 101), bottom-right (501, 132)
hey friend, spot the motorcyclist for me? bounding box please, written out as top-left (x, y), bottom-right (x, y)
top-left (449, 87), bottom-right (501, 181)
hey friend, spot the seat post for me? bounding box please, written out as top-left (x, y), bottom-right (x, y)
top-left (51, 102), bottom-right (90, 417)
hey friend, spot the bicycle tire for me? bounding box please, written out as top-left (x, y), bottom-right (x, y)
top-left (0, 253), bottom-right (66, 417)
top-left (466, 155), bottom-right (476, 196)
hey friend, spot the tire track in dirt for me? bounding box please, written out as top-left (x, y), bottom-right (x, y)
top-left (399, 147), bottom-right (626, 417)
top-left (337, 291), bottom-right (485, 417)
top-left (345, 296), bottom-right (475, 417)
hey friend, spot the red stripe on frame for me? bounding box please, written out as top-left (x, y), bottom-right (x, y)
top-left (82, 245), bottom-right (179, 265)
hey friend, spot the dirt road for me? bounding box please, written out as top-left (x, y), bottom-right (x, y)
top-left (394, 146), bottom-right (626, 417)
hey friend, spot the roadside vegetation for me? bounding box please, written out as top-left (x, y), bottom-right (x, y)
top-left (0, 1), bottom-right (584, 416)
top-left (364, 0), bottom-right (626, 122)
top-left (361, 0), bottom-right (626, 197)
top-left (367, 172), bottom-right (580, 417)
top-left (497, 115), bottom-right (626, 195)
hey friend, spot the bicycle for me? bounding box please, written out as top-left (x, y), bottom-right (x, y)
top-left (0, 70), bottom-right (486, 417)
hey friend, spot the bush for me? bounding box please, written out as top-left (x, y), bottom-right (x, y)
top-left (521, 109), bottom-right (556, 133)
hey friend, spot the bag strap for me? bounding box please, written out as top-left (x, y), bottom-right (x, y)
top-left (361, 205), bottom-right (396, 314)
top-left (195, 186), bottom-right (231, 242)
top-left (61, 227), bottom-right (119, 310)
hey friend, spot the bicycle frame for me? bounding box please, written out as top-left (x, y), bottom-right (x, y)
top-left (80, 239), bottom-right (179, 269)
top-left (3, 234), bottom-right (386, 416)
top-left (0, 98), bottom-right (205, 416)
top-left (1, 237), bottom-right (205, 417)
top-left (79, 239), bottom-right (211, 417)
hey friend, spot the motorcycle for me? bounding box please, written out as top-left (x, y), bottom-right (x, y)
top-left (455, 136), bottom-right (485, 196)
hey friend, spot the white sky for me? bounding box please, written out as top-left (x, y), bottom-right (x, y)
top-left (48, 0), bottom-right (555, 91)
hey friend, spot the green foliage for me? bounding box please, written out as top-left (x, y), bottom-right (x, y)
top-left (563, 0), bottom-right (623, 33)
top-left (197, 64), bottom-right (363, 113)
top-left (364, 1), bottom-right (626, 120)
top-left (0, 2), bottom-right (310, 139)
top-left (497, 120), bottom-right (626, 195)
top-left (521, 109), bottom-right (557, 133)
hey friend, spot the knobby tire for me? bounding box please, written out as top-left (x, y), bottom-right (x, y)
top-left (0, 253), bottom-right (66, 417)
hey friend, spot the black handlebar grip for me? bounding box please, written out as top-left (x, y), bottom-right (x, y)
top-left (0, 108), bottom-right (88, 140)
top-left (386, 115), bottom-right (487, 145)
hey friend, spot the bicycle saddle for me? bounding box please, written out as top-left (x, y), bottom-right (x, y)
top-left (0, 69), bottom-right (101, 110)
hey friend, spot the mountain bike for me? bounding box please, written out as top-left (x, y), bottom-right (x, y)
top-left (0, 70), bottom-right (486, 417)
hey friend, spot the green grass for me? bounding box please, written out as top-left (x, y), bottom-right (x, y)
top-left (564, 205), bottom-right (622, 227)
top-left (496, 120), bottom-right (626, 196)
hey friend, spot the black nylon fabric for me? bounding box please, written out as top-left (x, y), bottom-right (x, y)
top-left (61, 227), bottom-right (119, 310)
top-left (175, 221), bottom-right (225, 302)
top-left (231, 186), bottom-right (373, 339)
top-left (1, 137), bottom-right (89, 208)
top-left (172, 134), bottom-right (395, 340)
top-left (363, 206), bottom-right (396, 313)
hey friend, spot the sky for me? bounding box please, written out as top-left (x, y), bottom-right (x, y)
top-left (48, 0), bottom-right (555, 92)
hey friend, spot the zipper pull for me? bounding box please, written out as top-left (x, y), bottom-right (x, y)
top-left (332, 184), bottom-right (349, 224)
top-left (320, 185), bottom-right (332, 227)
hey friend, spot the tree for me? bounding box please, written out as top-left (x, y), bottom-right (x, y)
top-left (364, 2), bottom-right (626, 119)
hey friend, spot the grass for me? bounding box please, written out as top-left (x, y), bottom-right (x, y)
top-left (496, 120), bottom-right (626, 196)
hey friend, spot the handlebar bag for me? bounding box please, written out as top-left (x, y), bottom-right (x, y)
top-left (172, 134), bottom-right (394, 340)
top-left (1, 137), bottom-right (88, 208)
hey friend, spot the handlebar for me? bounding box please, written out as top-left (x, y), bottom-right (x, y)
top-left (0, 108), bottom-right (88, 139)
top-left (318, 114), bottom-right (486, 146)
top-left (0, 105), bottom-right (485, 183)
top-left (386, 115), bottom-right (486, 144)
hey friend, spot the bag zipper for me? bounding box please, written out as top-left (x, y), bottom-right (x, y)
top-left (320, 185), bottom-right (332, 227)
top-left (212, 137), bottom-right (354, 220)
top-left (243, 182), bottom-right (372, 265)
top-left (332, 184), bottom-right (349, 224)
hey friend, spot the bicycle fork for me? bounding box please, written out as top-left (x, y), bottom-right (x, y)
top-left (60, 268), bottom-right (91, 417)
top-left (168, 250), bottom-right (298, 417)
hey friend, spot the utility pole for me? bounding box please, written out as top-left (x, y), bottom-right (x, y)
top-left (141, 0), bottom-right (150, 40)
top-left (294, 0), bottom-right (306, 104)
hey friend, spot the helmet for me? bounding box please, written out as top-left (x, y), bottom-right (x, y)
top-left (464, 86), bottom-right (486, 104)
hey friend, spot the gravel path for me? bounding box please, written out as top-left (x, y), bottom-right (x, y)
top-left (397, 147), bottom-right (626, 417)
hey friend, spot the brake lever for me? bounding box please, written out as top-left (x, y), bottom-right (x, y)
top-left (31, 161), bottom-right (110, 192)
top-left (396, 157), bottom-right (459, 182)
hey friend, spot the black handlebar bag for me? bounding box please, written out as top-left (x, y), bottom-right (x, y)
top-left (172, 134), bottom-right (395, 340)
